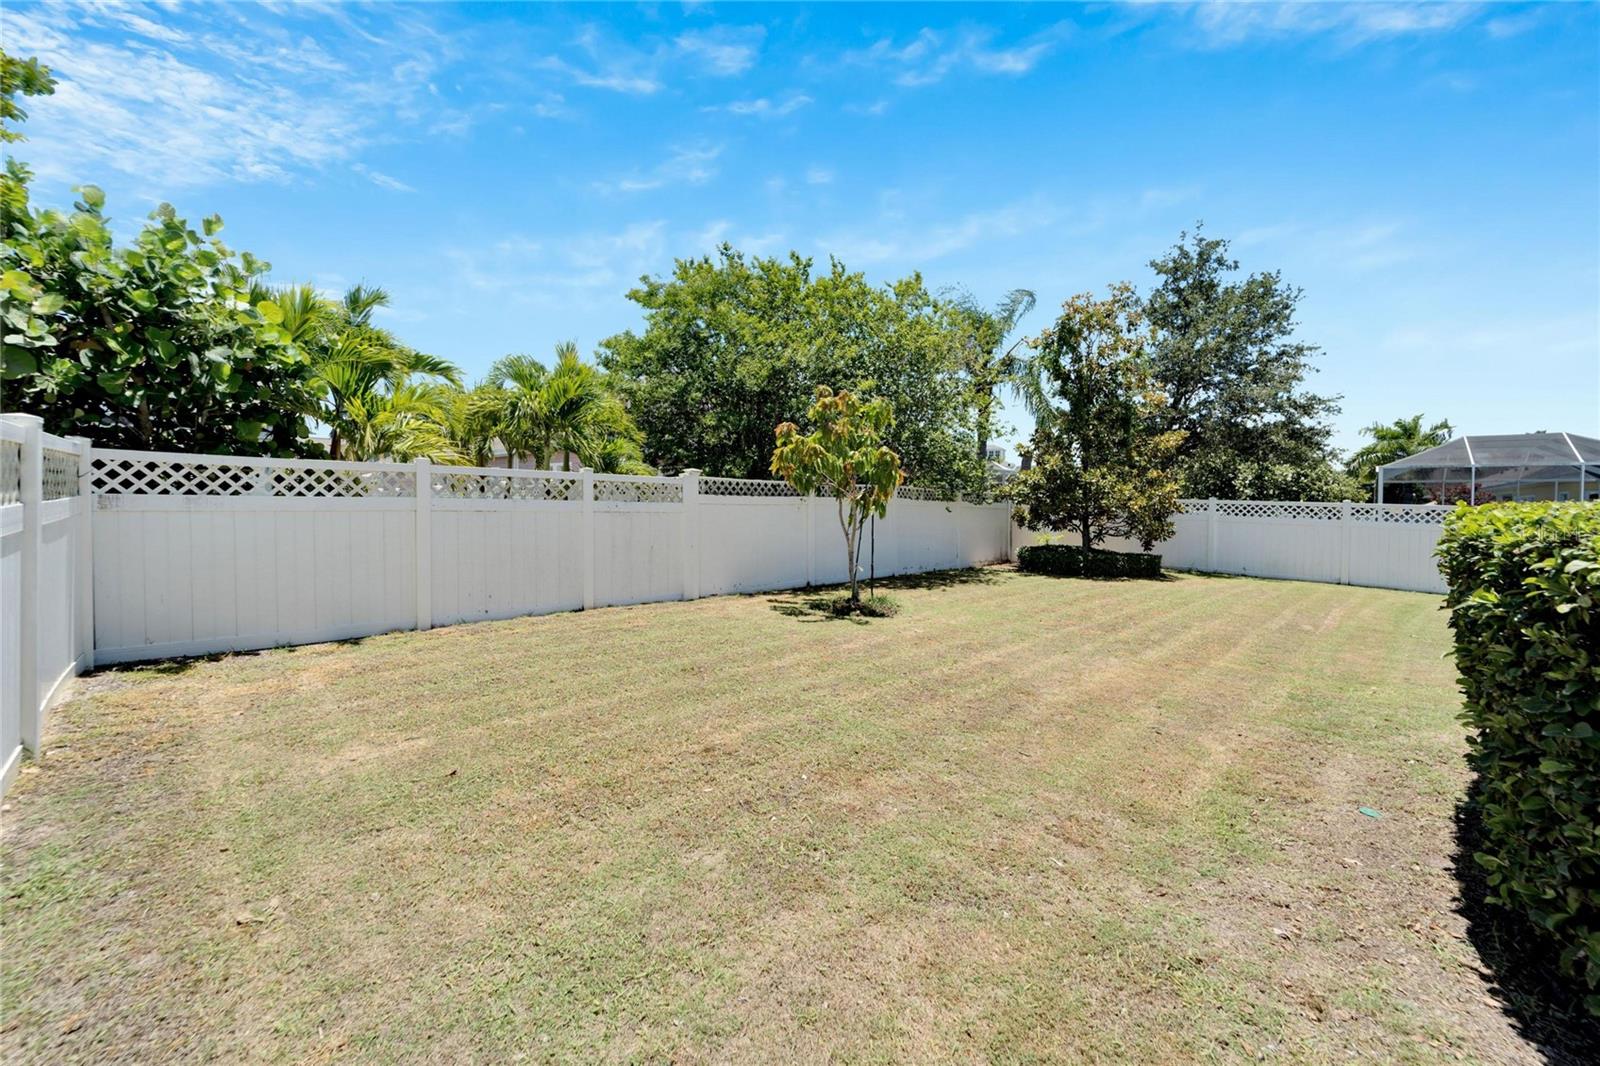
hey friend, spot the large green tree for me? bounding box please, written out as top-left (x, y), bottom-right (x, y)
top-left (1008, 284), bottom-right (1185, 551)
top-left (1144, 229), bottom-right (1345, 501)
top-left (2, 179), bottom-right (319, 455)
top-left (599, 246), bottom-right (981, 491)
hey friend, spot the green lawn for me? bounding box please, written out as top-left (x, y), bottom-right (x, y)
top-left (0, 567), bottom-right (1549, 1062)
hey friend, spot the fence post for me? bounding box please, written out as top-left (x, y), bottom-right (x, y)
top-left (1206, 497), bottom-right (1219, 572)
top-left (6, 414), bottom-right (44, 754)
top-left (680, 469), bottom-right (700, 601)
top-left (1340, 499), bottom-right (1352, 586)
top-left (805, 491), bottom-right (816, 587)
top-left (71, 437), bottom-right (94, 671)
top-left (581, 467), bottom-right (595, 609)
top-left (414, 458), bottom-right (432, 631)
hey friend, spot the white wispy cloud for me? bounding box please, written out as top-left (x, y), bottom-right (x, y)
top-left (4, 1), bottom-right (457, 192)
top-left (444, 220), bottom-right (674, 308)
top-left (675, 26), bottom-right (765, 76)
top-left (805, 166), bottom-right (835, 186)
top-left (845, 22), bottom-right (1073, 87)
top-left (705, 93), bottom-right (813, 118)
top-left (593, 144), bottom-right (723, 194)
top-left (352, 164), bottom-right (415, 193)
top-left (1185, 2), bottom-right (1479, 49)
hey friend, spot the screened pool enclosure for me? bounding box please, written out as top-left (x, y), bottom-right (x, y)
top-left (1375, 432), bottom-right (1600, 504)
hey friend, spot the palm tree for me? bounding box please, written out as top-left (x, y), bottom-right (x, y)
top-left (482, 342), bottom-right (646, 472)
top-left (339, 383), bottom-right (466, 464)
top-left (947, 288), bottom-right (1040, 473)
top-left (1346, 414), bottom-right (1454, 496)
top-left (273, 283), bottom-right (460, 459)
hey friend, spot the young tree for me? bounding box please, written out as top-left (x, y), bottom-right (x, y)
top-left (771, 386), bottom-right (904, 606)
top-left (1008, 284), bottom-right (1185, 551)
top-left (1144, 228), bottom-right (1342, 500)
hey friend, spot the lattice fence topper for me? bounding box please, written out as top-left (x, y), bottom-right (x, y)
top-left (894, 485), bottom-right (951, 502)
top-left (594, 478), bottom-right (684, 504)
top-left (1216, 500), bottom-right (1343, 521)
top-left (1350, 505), bottom-right (1449, 525)
top-left (91, 455), bottom-right (415, 498)
top-left (700, 477), bottom-right (800, 498)
top-left (432, 471), bottom-right (581, 501)
top-left (42, 447), bottom-right (80, 500)
top-left (0, 439), bottom-right (19, 506)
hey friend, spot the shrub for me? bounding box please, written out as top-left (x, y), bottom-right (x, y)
top-left (1017, 543), bottom-right (1162, 579)
top-left (1437, 502), bottom-right (1600, 1010)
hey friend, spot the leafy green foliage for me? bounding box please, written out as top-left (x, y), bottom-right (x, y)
top-left (1144, 229), bottom-right (1344, 501)
top-left (1017, 543), bottom-right (1163, 579)
top-left (1437, 502), bottom-right (1600, 1011)
top-left (1, 48), bottom-right (56, 144)
top-left (600, 246), bottom-right (980, 492)
top-left (1007, 284), bottom-right (1185, 551)
top-left (771, 386), bottom-right (904, 603)
top-left (1, 172), bottom-right (318, 455)
top-left (1347, 413), bottom-right (1454, 500)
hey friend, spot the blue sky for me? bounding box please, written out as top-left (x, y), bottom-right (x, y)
top-left (4, 1), bottom-right (1597, 457)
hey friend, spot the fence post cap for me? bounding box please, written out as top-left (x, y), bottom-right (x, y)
top-left (680, 468), bottom-right (702, 477)
top-left (0, 413), bottom-right (44, 428)
top-left (413, 456), bottom-right (431, 466)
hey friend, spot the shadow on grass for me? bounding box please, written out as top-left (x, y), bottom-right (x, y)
top-left (763, 566), bottom-right (999, 624)
top-left (88, 635), bottom-right (371, 679)
top-left (1452, 778), bottom-right (1600, 1064)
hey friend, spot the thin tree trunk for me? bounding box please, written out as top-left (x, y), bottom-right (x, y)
top-left (838, 497), bottom-right (859, 603)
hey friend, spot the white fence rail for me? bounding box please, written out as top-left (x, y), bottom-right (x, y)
top-left (2, 416), bottom-right (93, 796)
top-left (1013, 497), bottom-right (1450, 594)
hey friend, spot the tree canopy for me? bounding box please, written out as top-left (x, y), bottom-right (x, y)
top-left (1143, 229), bottom-right (1348, 501)
top-left (2, 178), bottom-right (320, 455)
top-left (599, 246), bottom-right (981, 492)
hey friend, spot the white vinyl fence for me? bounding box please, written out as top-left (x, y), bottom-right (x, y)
top-left (1014, 498), bottom-right (1449, 594)
top-left (1, 416), bottom-right (93, 796)
top-left (84, 449), bottom-right (1011, 666)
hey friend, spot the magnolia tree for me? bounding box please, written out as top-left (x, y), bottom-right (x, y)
top-left (1008, 284), bottom-right (1185, 551)
top-left (771, 386), bottom-right (904, 605)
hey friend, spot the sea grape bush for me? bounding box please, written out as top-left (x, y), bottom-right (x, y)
top-left (1436, 502), bottom-right (1600, 1010)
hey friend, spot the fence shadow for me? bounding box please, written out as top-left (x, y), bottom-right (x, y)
top-left (1452, 777), bottom-right (1600, 1063)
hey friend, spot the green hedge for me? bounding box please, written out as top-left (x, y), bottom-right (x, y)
top-left (1017, 543), bottom-right (1163, 579)
top-left (1437, 502), bottom-right (1600, 1009)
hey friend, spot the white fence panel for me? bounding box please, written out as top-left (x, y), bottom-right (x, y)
top-left (1012, 498), bottom-right (1448, 594)
top-left (697, 483), bottom-right (810, 597)
top-left (1, 417), bottom-right (91, 794)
